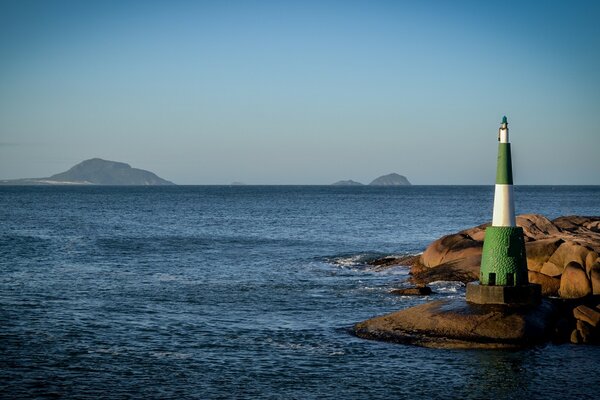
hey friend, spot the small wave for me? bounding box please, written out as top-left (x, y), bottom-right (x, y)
top-left (326, 253), bottom-right (380, 267)
top-left (324, 252), bottom-right (419, 271)
top-left (429, 281), bottom-right (466, 294)
top-left (376, 266), bottom-right (410, 276)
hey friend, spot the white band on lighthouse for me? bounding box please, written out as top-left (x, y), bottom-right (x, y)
top-left (492, 184), bottom-right (516, 226)
top-left (499, 125), bottom-right (509, 143)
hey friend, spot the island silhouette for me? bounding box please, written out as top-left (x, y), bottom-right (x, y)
top-left (0, 158), bottom-right (174, 185)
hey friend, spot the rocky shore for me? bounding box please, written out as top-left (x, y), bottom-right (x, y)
top-left (355, 215), bottom-right (600, 347)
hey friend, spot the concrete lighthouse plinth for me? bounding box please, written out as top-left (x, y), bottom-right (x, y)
top-left (466, 282), bottom-right (541, 306)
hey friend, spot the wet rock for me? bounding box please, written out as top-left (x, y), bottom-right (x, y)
top-left (573, 305), bottom-right (600, 327)
top-left (367, 255), bottom-right (420, 270)
top-left (559, 262), bottom-right (592, 299)
top-left (390, 286), bottom-right (432, 296)
top-left (353, 299), bottom-right (556, 349)
top-left (576, 320), bottom-right (597, 344)
top-left (570, 329), bottom-right (582, 344)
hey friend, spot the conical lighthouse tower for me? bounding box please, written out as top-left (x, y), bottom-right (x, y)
top-left (466, 117), bottom-right (541, 306)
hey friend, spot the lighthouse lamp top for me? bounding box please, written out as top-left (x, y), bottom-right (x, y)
top-left (499, 116), bottom-right (509, 143)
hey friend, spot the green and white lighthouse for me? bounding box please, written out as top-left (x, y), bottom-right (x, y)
top-left (466, 117), bottom-right (541, 306)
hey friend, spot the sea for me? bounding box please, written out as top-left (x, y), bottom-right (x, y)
top-left (1, 185), bottom-right (599, 399)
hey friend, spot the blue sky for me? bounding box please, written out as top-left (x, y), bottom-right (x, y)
top-left (1, 0), bottom-right (599, 184)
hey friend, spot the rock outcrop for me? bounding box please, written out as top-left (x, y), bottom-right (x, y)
top-left (571, 304), bottom-right (600, 344)
top-left (389, 286), bottom-right (433, 296)
top-left (354, 299), bottom-right (556, 349)
top-left (409, 214), bottom-right (600, 299)
top-left (360, 214), bottom-right (600, 348)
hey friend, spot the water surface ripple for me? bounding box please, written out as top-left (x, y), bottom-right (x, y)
top-left (1, 186), bottom-right (599, 399)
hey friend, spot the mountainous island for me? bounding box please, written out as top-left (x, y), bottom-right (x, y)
top-left (369, 173), bottom-right (411, 186)
top-left (0, 158), bottom-right (175, 185)
top-left (332, 173), bottom-right (411, 186)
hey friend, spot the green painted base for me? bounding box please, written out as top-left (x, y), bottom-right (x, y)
top-left (480, 226), bottom-right (528, 286)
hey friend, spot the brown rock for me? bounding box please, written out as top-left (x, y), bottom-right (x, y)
top-left (517, 214), bottom-right (561, 240)
top-left (591, 263), bottom-right (600, 296)
top-left (576, 320), bottom-right (596, 344)
top-left (585, 252), bottom-right (599, 274)
top-left (570, 329), bottom-right (581, 344)
top-left (353, 299), bottom-right (556, 349)
top-left (585, 220), bottom-right (600, 233)
top-left (573, 305), bottom-right (600, 327)
top-left (525, 238), bottom-right (564, 272)
top-left (541, 241), bottom-right (590, 277)
top-left (539, 262), bottom-right (564, 277)
top-left (421, 232), bottom-right (482, 268)
top-left (559, 262), bottom-right (592, 299)
top-left (554, 216), bottom-right (596, 232)
top-left (462, 224), bottom-right (487, 242)
top-left (410, 257), bottom-right (480, 285)
top-left (389, 286), bottom-right (432, 296)
top-left (528, 271), bottom-right (560, 297)
top-left (367, 255), bottom-right (420, 270)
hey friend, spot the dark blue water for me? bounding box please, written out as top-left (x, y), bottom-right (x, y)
top-left (1, 186), bottom-right (599, 399)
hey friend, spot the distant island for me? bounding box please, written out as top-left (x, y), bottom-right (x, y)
top-left (331, 180), bottom-right (364, 186)
top-left (369, 173), bottom-right (411, 186)
top-left (331, 173), bottom-right (411, 186)
top-left (0, 158), bottom-right (175, 185)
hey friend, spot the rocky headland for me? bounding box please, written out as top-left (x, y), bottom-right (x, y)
top-left (0, 158), bottom-right (174, 185)
top-left (355, 214), bottom-right (600, 347)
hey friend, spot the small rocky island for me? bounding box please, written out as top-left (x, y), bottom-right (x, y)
top-left (331, 173), bottom-right (411, 186)
top-left (355, 214), bottom-right (600, 348)
top-left (369, 173), bottom-right (411, 186)
top-left (0, 158), bottom-right (174, 185)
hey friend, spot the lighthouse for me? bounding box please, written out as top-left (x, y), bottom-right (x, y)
top-left (466, 117), bottom-right (541, 305)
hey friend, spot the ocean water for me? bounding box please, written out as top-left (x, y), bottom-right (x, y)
top-left (1, 185), bottom-right (599, 399)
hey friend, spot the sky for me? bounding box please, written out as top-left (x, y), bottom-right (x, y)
top-left (0, 0), bottom-right (599, 184)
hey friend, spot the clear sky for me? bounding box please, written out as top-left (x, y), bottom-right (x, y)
top-left (1, 0), bottom-right (599, 184)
